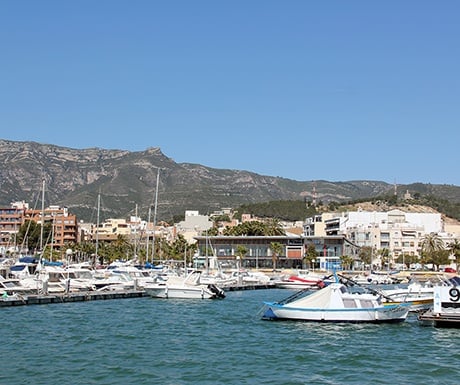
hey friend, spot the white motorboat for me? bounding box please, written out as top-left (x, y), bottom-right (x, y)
top-left (92, 269), bottom-right (136, 291)
top-left (379, 280), bottom-right (436, 311)
top-left (0, 277), bottom-right (36, 296)
top-left (105, 263), bottom-right (157, 288)
top-left (261, 275), bottom-right (410, 323)
top-left (350, 272), bottom-right (396, 285)
top-left (275, 270), bottom-right (325, 290)
top-left (229, 270), bottom-right (271, 286)
top-left (144, 271), bottom-right (225, 299)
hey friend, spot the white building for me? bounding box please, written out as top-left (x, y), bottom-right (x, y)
top-left (304, 209), bottom-right (456, 264)
top-left (175, 211), bottom-right (213, 243)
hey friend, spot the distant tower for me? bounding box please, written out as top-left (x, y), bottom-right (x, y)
top-left (394, 181), bottom-right (397, 196)
top-left (312, 181), bottom-right (317, 207)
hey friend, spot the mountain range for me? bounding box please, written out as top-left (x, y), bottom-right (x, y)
top-left (1, 139), bottom-right (459, 223)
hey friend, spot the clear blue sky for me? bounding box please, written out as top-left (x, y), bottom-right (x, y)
top-left (1, 1), bottom-right (459, 185)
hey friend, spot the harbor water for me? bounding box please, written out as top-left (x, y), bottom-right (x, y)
top-left (1, 289), bottom-right (459, 385)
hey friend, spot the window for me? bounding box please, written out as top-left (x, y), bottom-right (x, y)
top-left (343, 298), bottom-right (357, 308)
top-left (360, 300), bottom-right (374, 308)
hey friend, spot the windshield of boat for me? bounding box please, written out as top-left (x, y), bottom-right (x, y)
top-left (2, 281), bottom-right (21, 288)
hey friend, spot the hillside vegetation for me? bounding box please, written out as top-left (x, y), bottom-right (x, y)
top-left (236, 193), bottom-right (460, 223)
top-left (1, 139), bottom-right (459, 223)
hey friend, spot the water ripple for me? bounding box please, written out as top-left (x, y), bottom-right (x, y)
top-left (1, 289), bottom-right (459, 384)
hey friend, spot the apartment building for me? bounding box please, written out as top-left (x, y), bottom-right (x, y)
top-left (175, 210), bottom-right (213, 243)
top-left (0, 202), bottom-right (78, 252)
top-left (24, 205), bottom-right (78, 249)
top-left (304, 208), bottom-right (456, 262)
top-left (0, 201), bottom-right (27, 252)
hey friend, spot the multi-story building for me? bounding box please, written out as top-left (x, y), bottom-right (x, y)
top-left (24, 205), bottom-right (78, 249)
top-left (175, 210), bottom-right (213, 243)
top-left (304, 208), bottom-right (457, 267)
top-left (0, 201), bottom-right (28, 253)
top-left (0, 201), bottom-right (78, 254)
top-left (194, 234), bottom-right (305, 270)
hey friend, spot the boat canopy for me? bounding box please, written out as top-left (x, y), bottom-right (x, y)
top-left (18, 256), bottom-right (38, 264)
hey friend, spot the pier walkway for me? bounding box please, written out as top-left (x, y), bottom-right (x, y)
top-left (1, 283), bottom-right (276, 307)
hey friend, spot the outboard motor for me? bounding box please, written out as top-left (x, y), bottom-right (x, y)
top-left (208, 284), bottom-right (226, 299)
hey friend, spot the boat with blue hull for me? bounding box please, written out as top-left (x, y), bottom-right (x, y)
top-left (261, 275), bottom-right (410, 323)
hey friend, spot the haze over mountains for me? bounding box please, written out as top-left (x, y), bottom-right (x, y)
top-left (1, 139), bottom-right (459, 222)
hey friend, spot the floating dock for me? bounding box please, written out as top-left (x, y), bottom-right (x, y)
top-left (418, 310), bottom-right (460, 327)
top-left (0, 290), bottom-right (147, 307)
top-left (1, 283), bottom-right (277, 307)
top-left (417, 284), bottom-right (460, 327)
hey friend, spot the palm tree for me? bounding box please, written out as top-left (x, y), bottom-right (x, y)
top-left (378, 248), bottom-right (391, 270)
top-left (168, 234), bottom-right (189, 260)
top-left (16, 220), bottom-right (52, 254)
top-left (340, 255), bottom-right (354, 271)
top-left (358, 246), bottom-right (373, 269)
top-left (420, 233), bottom-right (445, 269)
top-left (235, 245), bottom-right (248, 271)
top-left (264, 218), bottom-right (286, 236)
top-left (447, 239), bottom-right (460, 268)
top-left (304, 243), bottom-right (317, 269)
top-left (270, 242), bottom-right (283, 271)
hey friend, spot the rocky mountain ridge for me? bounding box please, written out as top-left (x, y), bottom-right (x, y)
top-left (1, 139), bottom-right (459, 222)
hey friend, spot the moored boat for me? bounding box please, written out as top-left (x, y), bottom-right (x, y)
top-left (261, 274), bottom-right (410, 323)
top-left (144, 271), bottom-right (225, 299)
top-left (275, 269), bottom-right (326, 290)
top-left (275, 275), bottom-right (324, 290)
top-left (380, 281), bottom-right (435, 312)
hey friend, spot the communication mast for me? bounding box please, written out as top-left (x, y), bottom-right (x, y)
top-left (312, 181), bottom-right (317, 207)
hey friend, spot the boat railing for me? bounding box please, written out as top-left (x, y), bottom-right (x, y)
top-left (336, 273), bottom-right (395, 302)
top-left (276, 287), bottom-right (311, 305)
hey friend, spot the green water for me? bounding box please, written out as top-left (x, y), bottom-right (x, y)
top-left (1, 289), bottom-right (459, 384)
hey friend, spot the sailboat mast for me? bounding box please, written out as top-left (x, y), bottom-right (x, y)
top-left (134, 203), bottom-right (138, 258)
top-left (95, 193), bottom-right (100, 265)
top-left (146, 205), bottom-right (151, 262)
top-left (151, 168), bottom-right (160, 263)
top-left (39, 179), bottom-right (45, 252)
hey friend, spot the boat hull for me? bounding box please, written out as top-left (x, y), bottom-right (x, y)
top-left (275, 282), bottom-right (319, 290)
top-left (262, 302), bottom-right (409, 323)
top-left (384, 298), bottom-right (433, 312)
top-left (145, 284), bottom-right (220, 299)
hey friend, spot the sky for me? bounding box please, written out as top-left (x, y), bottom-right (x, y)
top-left (1, 1), bottom-right (459, 186)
